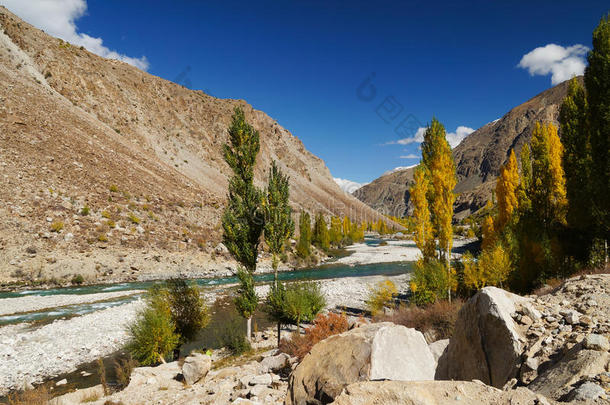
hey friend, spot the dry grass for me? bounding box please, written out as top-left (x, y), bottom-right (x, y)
top-left (6, 385), bottom-right (50, 405)
top-left (279, 312), bottom-right (350, 360)
top-left (374, 299), bottom-right (463, 342)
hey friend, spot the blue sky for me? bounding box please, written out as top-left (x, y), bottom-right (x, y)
top-left (4, 1), bottom-right (608, 185)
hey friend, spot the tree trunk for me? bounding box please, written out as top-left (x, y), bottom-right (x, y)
top-left (446, 242), bottom-right (451, 303)
top-left (247, 316), bottom-right (252, 342)
top-left (277, 322), bottom-right (281, 347)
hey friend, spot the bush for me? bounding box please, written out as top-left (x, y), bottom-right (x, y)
top-left (279, 312), bottom-right (349, 360)
top-left (109, 184), bottom-right (119, 193)
top-left (50, 221), bottom-right (64, 232)
top-left (410, 258), bottom-right (455, 306)
top-left (71, 274), bottom-right (84, 285)
top-left (7, 385), bottom-right (50, 405)
top-left (218, 314), bottom-right (251, 355)
top-left (365, 279), bottom-right (398, 316)
top-left (127, 212), bottom-right (140, 224)
top-left (166, 279), bottom-right (210, 342)
top-left (126, 291), bottom-right (179, 365)
top-left (114, 355), bottom-right (137, 390)
top-left (81, 205), bottom-right (90, 216)
top-left (375, 299), bottom-right (463, 341)
top-left (283, 281), bottom-right (325, 330)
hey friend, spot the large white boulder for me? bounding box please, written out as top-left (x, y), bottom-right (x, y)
top-left (286, 322), bottom-right (435, 405)
top-left (182, 352), bottom-right (211, 385)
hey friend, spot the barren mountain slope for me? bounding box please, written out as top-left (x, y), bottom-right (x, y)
top-left (355, 78), bottom-right (579, 218)
top-left (0, 7), bottom-right (390, 283)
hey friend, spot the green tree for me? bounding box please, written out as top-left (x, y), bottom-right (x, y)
top-left (296, 211), bottom-right (312, 258)
top-left (234, 268), bottom-right (258, 340)
top-left (584, 15), bottom-right (610, 262)
top-left (264, 160), bottom-right (294, 281)
top-left (329, 216), bottom-right (342, 246)
top-left (312, 213), bottom-right (330, 251)
top-left (283, 281), bottom-right (325, 332)
top-left (222, 107), bottom-right (264, 340)
top-left (411, 165), bottom-right (435, 260)
top-left (166, 279), bottom-right (210, 342)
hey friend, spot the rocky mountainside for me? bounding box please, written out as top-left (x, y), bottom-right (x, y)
top-left (354, 78), bottom-right (581, 219)
top-left (0, 7), bottom-right (390, 283)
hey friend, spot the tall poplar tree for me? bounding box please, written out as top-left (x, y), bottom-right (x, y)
top-left (312, 213), bottom-right (330, 250)
top-left (329, 216), bottom-right (342, 246)
top-left (264, 160), bottom-right (294, 283)
top-left (584, 15), bottom-right (610, 260)
top-left (296, 211), bottom-right (312, 258)
top-left (222, 107), bottom-right (264, 340)
top-left (410, 165), bottom-right (435, 260)
top-left (495, 150), bottom-right (520, 231)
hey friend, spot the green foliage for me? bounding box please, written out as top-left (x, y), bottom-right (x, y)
top-left (71, 274), bottom-right (84, 285)
top-left (127, 212), bottom-right (140, 224)
top-left (366, 279), bottom-right (398, 316)
top-left (282, 281), bottom-right (325, 329)
top-left (166, 279), bottom-right (210, 342)
top-left (222, 107), bottom-right (264, 273)
top-left (312, 213), bottom-right (330, 251)
top-left (264, 281), bottom-right (289, 324)
top-left (126, 290), bottom-right (179, 365)
top-left (585, 14), bottom-right (610, 241)
top-left (80, 205), bottom-right (90, 216)
top-left (263, 161), bottom-right (294, 273)
top-left (218, 314), bottom-right (251, 355)
top-left (329, 216), bottom-right (342, 246)
top-left (50, 221), bottom-right (64, 233)
top-left (410, 258), bottom-right (454, 306)
top-left (296, 211), bottom-right (312, 258)
top-left (234, 267), bottom-right (258, 319)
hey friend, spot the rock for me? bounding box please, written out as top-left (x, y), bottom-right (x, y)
top-left (330, 380), bottom-right (557, 405)
top-left (519, 356), bottom-right (539, 384)
top-left (215, 243), bottom-right (229, 254)
top-left (64, 233), bottom-right (74, 242)
top-left (436, 287), bottom-right (529, 388)
top-left (259, 353), bottom-right (289, 373)
top-left (567, 382), bottom-right (605, 401)
top-left (249, 373), bottom-right (272, 386)
top-left (528, 342), bottom-right (610, 400)
top-left (286, 322), bottom-right (435, 405)
top-left (50, 384), bottom-right (105, 405)
top-left (520, 315), bottom-right (533, 326)
top-left (182, 353), bottom-right (211, 385)
top-left (428, 339), bottom-right (449, 363)
top-left (583, 334), bottom-right (609, 351)
top-left (560, 309), bottom-right (580, 325)
top-left (55, 379), bottom-right (67, 386)
top-left (233, 399), bottom-right (262, 405)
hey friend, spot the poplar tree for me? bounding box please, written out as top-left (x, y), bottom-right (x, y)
top-left (495, 150), bottom-right (520, 231)
top-left (312, 213), bottom-right (330, 250)
top-left (296, 211), bottom-right (312, 258)
top-left (584, 15), bottom-right (610, 260)
top-left (420, 118), bottom-right (457, 300)
top-left (222, 107), bottom-right (264, 340)
top-left (410, 165), bottom-right (435, 260)
top-left (264, 160), bottom-right (294, 282)
top-left (329, 216), bottom-right (342, 246)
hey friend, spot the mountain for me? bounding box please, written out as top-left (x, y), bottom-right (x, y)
top-left (333, 178), bottom-right (368, 194)
top-left (0, 7), bottom-right (391, 282)
top-left (354, 78), bottom-right (580, 219)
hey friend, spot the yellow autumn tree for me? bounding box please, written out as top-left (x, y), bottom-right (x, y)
top-left (547, 123), bottom-right (568, 225)
top-left (410, 165), bottom-right (435, 260)
top-left (481, 215), bottom-right (496, 250)
top-left (495, 149), bottom-right (520, 230)
top-left (463, 244), bottom-right (512, 290)
top-left (342, 216), bottom-right (351, 237)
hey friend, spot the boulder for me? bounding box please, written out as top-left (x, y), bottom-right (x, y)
top-left (286, 322), bottom-right (435, 405)
top-left (428, 339), bottom-right (449, 363)
top-left (50, 385), bottom-right (105, 405)
top-left (259, 352), bottom-right (290, 373)
top-left (436, 287), bottom-right (528, 388)
top-left (583, 334), bottom-right (609, 351)
top-left (528, 342), bottom-right (610, 400)
top-left (182, 352), bottom-right (211, 385)
top-left (566, 382), bottom-right (605, 401)
top-left (329, 380), bottom-right (557, 405)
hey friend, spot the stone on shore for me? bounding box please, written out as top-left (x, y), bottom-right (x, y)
top-left (329, 380), bottom-right (557, 405)
top-left (436, 286), bottom-right (530, 388)
top-left (182, 352), bottom-right (211, 385)
top-left (286, 322), bottom-right (435, 405)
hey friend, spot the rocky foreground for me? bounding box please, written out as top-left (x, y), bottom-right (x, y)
top-left (46, 273), bottom-right (610, 405)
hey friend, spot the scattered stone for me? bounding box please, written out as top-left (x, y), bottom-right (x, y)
top-left (567, 382), bottom-right (605, 401)
top-left (583, 334), bottom-right (609, 351)
top-left (259, 353), bottom-right (289, 374)
top-left (181, 352), bottom-right (211, 385)
top-left (55, 379), bottom-right (67, 386)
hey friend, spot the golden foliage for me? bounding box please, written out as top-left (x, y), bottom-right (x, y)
top-left (495, 149), bottom-right (520, 230)
top-left (411, 166), bottom-right (435, 259)
top-left (481, 215), bottom-right (495, 251)
top-left (366, 279), bottom-right (398, 316)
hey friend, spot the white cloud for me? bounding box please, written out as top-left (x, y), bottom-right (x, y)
top-left (3, 0), bottom-right (149, 70)
top-left (400, 154), bottom-right (419, 159)
top-left (333, 178), bottom-right (368, 194)
top-left (388, 125), bottom-right (473, 149)
top-left (518, 44), bottom-right (588, 85)
top-left (382, 165), bottom-right (418, 176)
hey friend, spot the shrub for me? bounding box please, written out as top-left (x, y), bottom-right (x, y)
top-left (279, 312), bottom-right (349, 360)
top-left (71, 274), bottom-right (84, 285)
top-left (6, 385), bottom-right (50, 405)
top-left (366, 279), bottom-right (398, 316)
top-left (218, 314), bottom-right (251, 355)
top-left (101, 210), bottom-right (112, 219)
top-left (283, 281), bottom-right (325, 330)
top-left (114, 355), bottom-right (137, 390)
top-left (109, 184), bottom-right (119, 193)
top-left (50, 221), bottom-right (64, 232)
top-left (166, 279), bottom-right (210, 342)
top-left (127, 212), bottom-right (140, 224)
top-left (410, 258), bottom-right (455, 306)
top-left (97, 358), bottom-right (108, 395)
top-left (375, 299), bottom-right (463, 341)
top-left (98, 234), bottom-right (108, 242)
top-left (107, 219), bottom-right (116, 228)
top-left (81, 205), bottom-right (90, 216)
top-left (126, 291), bottom-right (179, 365)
